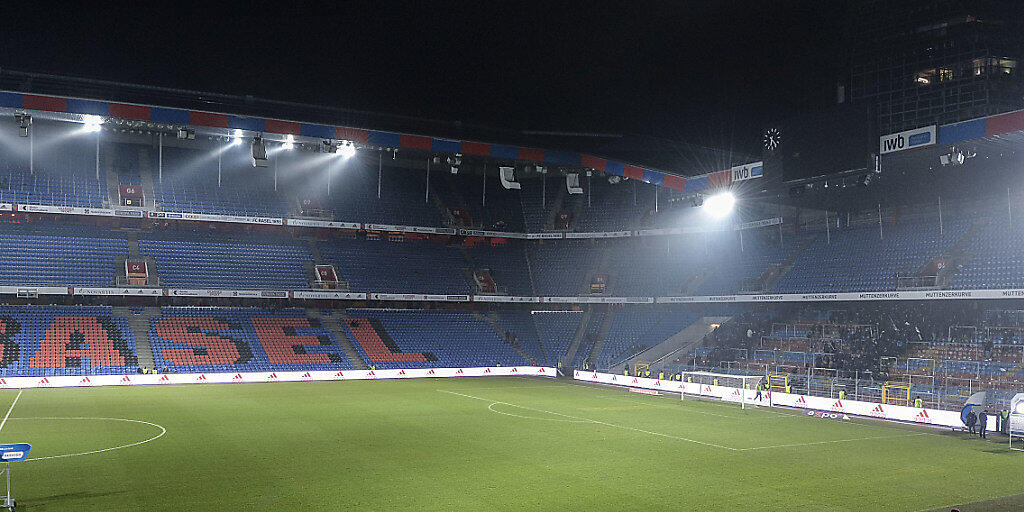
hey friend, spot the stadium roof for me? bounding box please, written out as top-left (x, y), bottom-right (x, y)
top-left (0, 69), bottom-right (755, 185)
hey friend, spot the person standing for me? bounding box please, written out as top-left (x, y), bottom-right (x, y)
top-left (967, 410), bottom-right (978, 435)
top-left (979, 410), bottom-right (988, 439)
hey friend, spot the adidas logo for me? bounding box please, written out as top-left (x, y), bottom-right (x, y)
top-left (832, 400), bottom-right (843, 410)
top-left (538, 367), bottom-right (545, 373)
top-left (159, 375), bottom-right (169, 382)
top-left (80, 377), bottom-right (91, 384)
top-left (38, 377), bottom-right (50, 385)
top-left (0, 379), bottom-right (7, 386)
top-left (611, 376), bottom-right (617, 382)
top-left (632, 378), bottom-right (639, 384)
top-left (196, 374), bottom-right (207, 381)
top-left (398, 370), bottom-right (406, 376)
top-left (870, 404), bottom-right (885, 416)
top-left (232, 373), bottom-right (243, 380)
top-left (915, 409), bottom-right (932, 423)
top-left (484, 368), bottom-right (492, 373)
top-left (796, 396), bottom-right (807, 405)
top-left (367, 371), bottom-right (376, 377)
top-left (301, 372), bottom-right (312, 378)
top-left (511, 367), bottom-right (518, 373)
top-left (426, 369), bottom-right (435, 375)
top-left (704, 385), bottom-right (712, 393)
top-left (119, 376), bottom-right (131, 384)
top-left (334, 371), bottom-right (345, 378)
top-left (267, 373), bottom-right (278, 379)
top-left (655, 381), bottom-right (661, 386)
top-left (455, 369), bottom-right (464, 374)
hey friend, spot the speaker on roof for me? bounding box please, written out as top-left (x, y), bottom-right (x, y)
top-left (251, 136), bottom-right (268, 168)
top-left (566, 173), bottom-right (583, 194)
top-left (499, 166), bottom-right (521, 190)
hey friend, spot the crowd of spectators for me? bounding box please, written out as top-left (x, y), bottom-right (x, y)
top-left (691, 302), bottom-right (1005, 378)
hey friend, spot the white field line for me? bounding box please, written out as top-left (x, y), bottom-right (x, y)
top-left (591, 394), bottom-right (742, 419)
top-left (738, 432), bottom-right (927, 451)
top-left (6, 417), bottom-right (167, 462)
top-left (0, 390), bottom-right (23, 434)
top-left (487, 402), bottom-right (590, 423)
top-left (438, 389), bottom-right (739, 451)
top-left (442, 384), bottom-right (565, 391)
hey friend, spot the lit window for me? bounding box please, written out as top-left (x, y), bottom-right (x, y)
top-left (915, 69), bottom-right (935, 85)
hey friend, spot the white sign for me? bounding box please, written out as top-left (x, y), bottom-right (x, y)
top-left (574, 371), bottom-right (974, 430)
top-left (285, 218), bottom-right (361, 229)
top-left (0, 366), bottom-right (555, 389)
top-left (730, 161), bottom-right (764, 182)
top-left (879, 125), bottom-right (936, 155)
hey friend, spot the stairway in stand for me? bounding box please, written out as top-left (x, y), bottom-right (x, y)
top-left (115, 306), bottom-right (160, 370)
top-left (307, 309), bottom-right (369, 369)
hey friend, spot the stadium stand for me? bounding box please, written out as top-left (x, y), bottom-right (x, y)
top-left (153, 145), bottom-right (288, 217)
top-left (527, 241), bottom-right (599, 296)
top-left (775, 216), bottom-right (968, 293)
top-left (493, 310), bottom-right (547, 364)
top-left (318, 237), bottom-right (471, 294)
top-left (597, 306), bottom-right (702, 369)
top-left (139, 230), bottom-right (311, 289)
top-left (149, 307), bottom-right (356, 373)
top-left (0, 168), bottom-right (106, 208)
top-left (532, 311), bottom-right (581, 364)
top-left (0, 220), bottom-right (127, 286)
top-left (343, 309), bottom-right (527, 369)
top-left (0, 305), bottom-right (137, 377)
top-left (465, 243), bottom-right (534, 296)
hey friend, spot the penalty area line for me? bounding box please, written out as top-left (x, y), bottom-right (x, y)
top-left (438, 389), bottom-right (739, 451)
top-left (0, 390), bottom-right (23, 434)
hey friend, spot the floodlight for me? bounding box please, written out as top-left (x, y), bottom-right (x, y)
top-left (338, 141), bottom-right (357, 159)
top-left (231, 129), bottom-right (243, 146)
top-left (703, 192), bottom-right (735, 217)
top-left (282, 134), bottom-right (295, 150)
top-left (82, 115), bottom-right (103, 133)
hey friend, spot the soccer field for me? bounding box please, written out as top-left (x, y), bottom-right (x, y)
top-left (1, 377), bottom-right (1022, 511)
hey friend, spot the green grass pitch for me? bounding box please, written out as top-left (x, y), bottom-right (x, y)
top-left (0, 376), bottom-right (1022, 511)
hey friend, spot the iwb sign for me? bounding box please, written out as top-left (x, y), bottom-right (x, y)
top-left (730, 161), bottom-right (763, 182)
top-left (879, 125), bottom-right (936, 154)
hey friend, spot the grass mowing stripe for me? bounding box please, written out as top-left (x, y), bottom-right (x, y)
top-left (438, 389), bottom-right (740, 451)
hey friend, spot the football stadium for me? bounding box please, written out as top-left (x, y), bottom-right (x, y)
top-left (3, 2), bottom-right (1024, 511)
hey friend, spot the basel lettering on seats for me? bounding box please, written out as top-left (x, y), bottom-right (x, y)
top-left (29, 316), bottom-right (137, 368)
top-left (153, 317), bottom-right (253, 366)
top-left (0, 317), bottom-right (21, 369)
top-left (346, 317), bottom-right (435, 363)
top-left (251, 317), bottom-right (346, 365)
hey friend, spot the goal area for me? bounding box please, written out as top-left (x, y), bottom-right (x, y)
top-left (680, 371), bottom-right (766, 409)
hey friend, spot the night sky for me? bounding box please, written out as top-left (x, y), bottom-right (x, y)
top-left (3, 2), bottom-right (845, 157)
